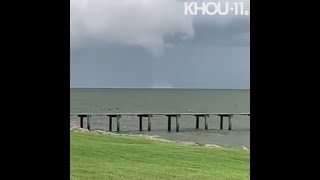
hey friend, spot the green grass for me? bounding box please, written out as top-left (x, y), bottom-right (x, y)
top-left (71, 132), bottom-right (250, 180)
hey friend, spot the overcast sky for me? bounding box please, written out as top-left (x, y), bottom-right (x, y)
top-left (70, 0), bottom-right (250, 89)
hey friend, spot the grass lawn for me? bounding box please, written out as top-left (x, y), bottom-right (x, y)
top-left (71, 132), bottom-right (250, 180)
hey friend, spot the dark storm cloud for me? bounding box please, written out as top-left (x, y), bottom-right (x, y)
top-left (70, 0), bottom-right (250, 88)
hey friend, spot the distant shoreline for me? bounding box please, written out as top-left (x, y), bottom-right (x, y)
top-left (70, 88), bottom-right (250, 90)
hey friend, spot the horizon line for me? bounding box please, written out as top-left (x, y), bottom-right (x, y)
top-left (70, 87), bottom-right (250, 90)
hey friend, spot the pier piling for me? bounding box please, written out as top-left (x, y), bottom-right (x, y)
top-left (196, 116), bottom-right (199, 129)
top-left (139, 116), bottom-right (142, 131)
top-left (168, 116), bottom-right (171, 131)
top-left (148, 115), bottom-right (151, 131)
top-left (205, 115), bottom-right (208, 130)
top-left (80, 116), bottom-right (83, 128)
top-left (176, 116), bottom-right (179, 132)
top-left (228, 115), bottom-right (232, 130)
top-left (109, 116), bottom-right (112, 131)
top-left (87, 115), bottom-right (91, 131)
top-left (117, 115), bottom-right (121, 132)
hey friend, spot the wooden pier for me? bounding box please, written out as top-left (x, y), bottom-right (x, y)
top-left (70, 112), bottom-right (250, 132)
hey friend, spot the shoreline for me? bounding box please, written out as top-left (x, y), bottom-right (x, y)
top-left (70, 125), bottom-right (249, 151)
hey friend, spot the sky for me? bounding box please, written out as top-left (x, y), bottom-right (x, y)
top-left (70, 0), bottom-right (250, 89)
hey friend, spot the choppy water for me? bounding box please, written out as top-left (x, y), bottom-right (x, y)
top-left (70, 88), bottom-right (250, 148)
